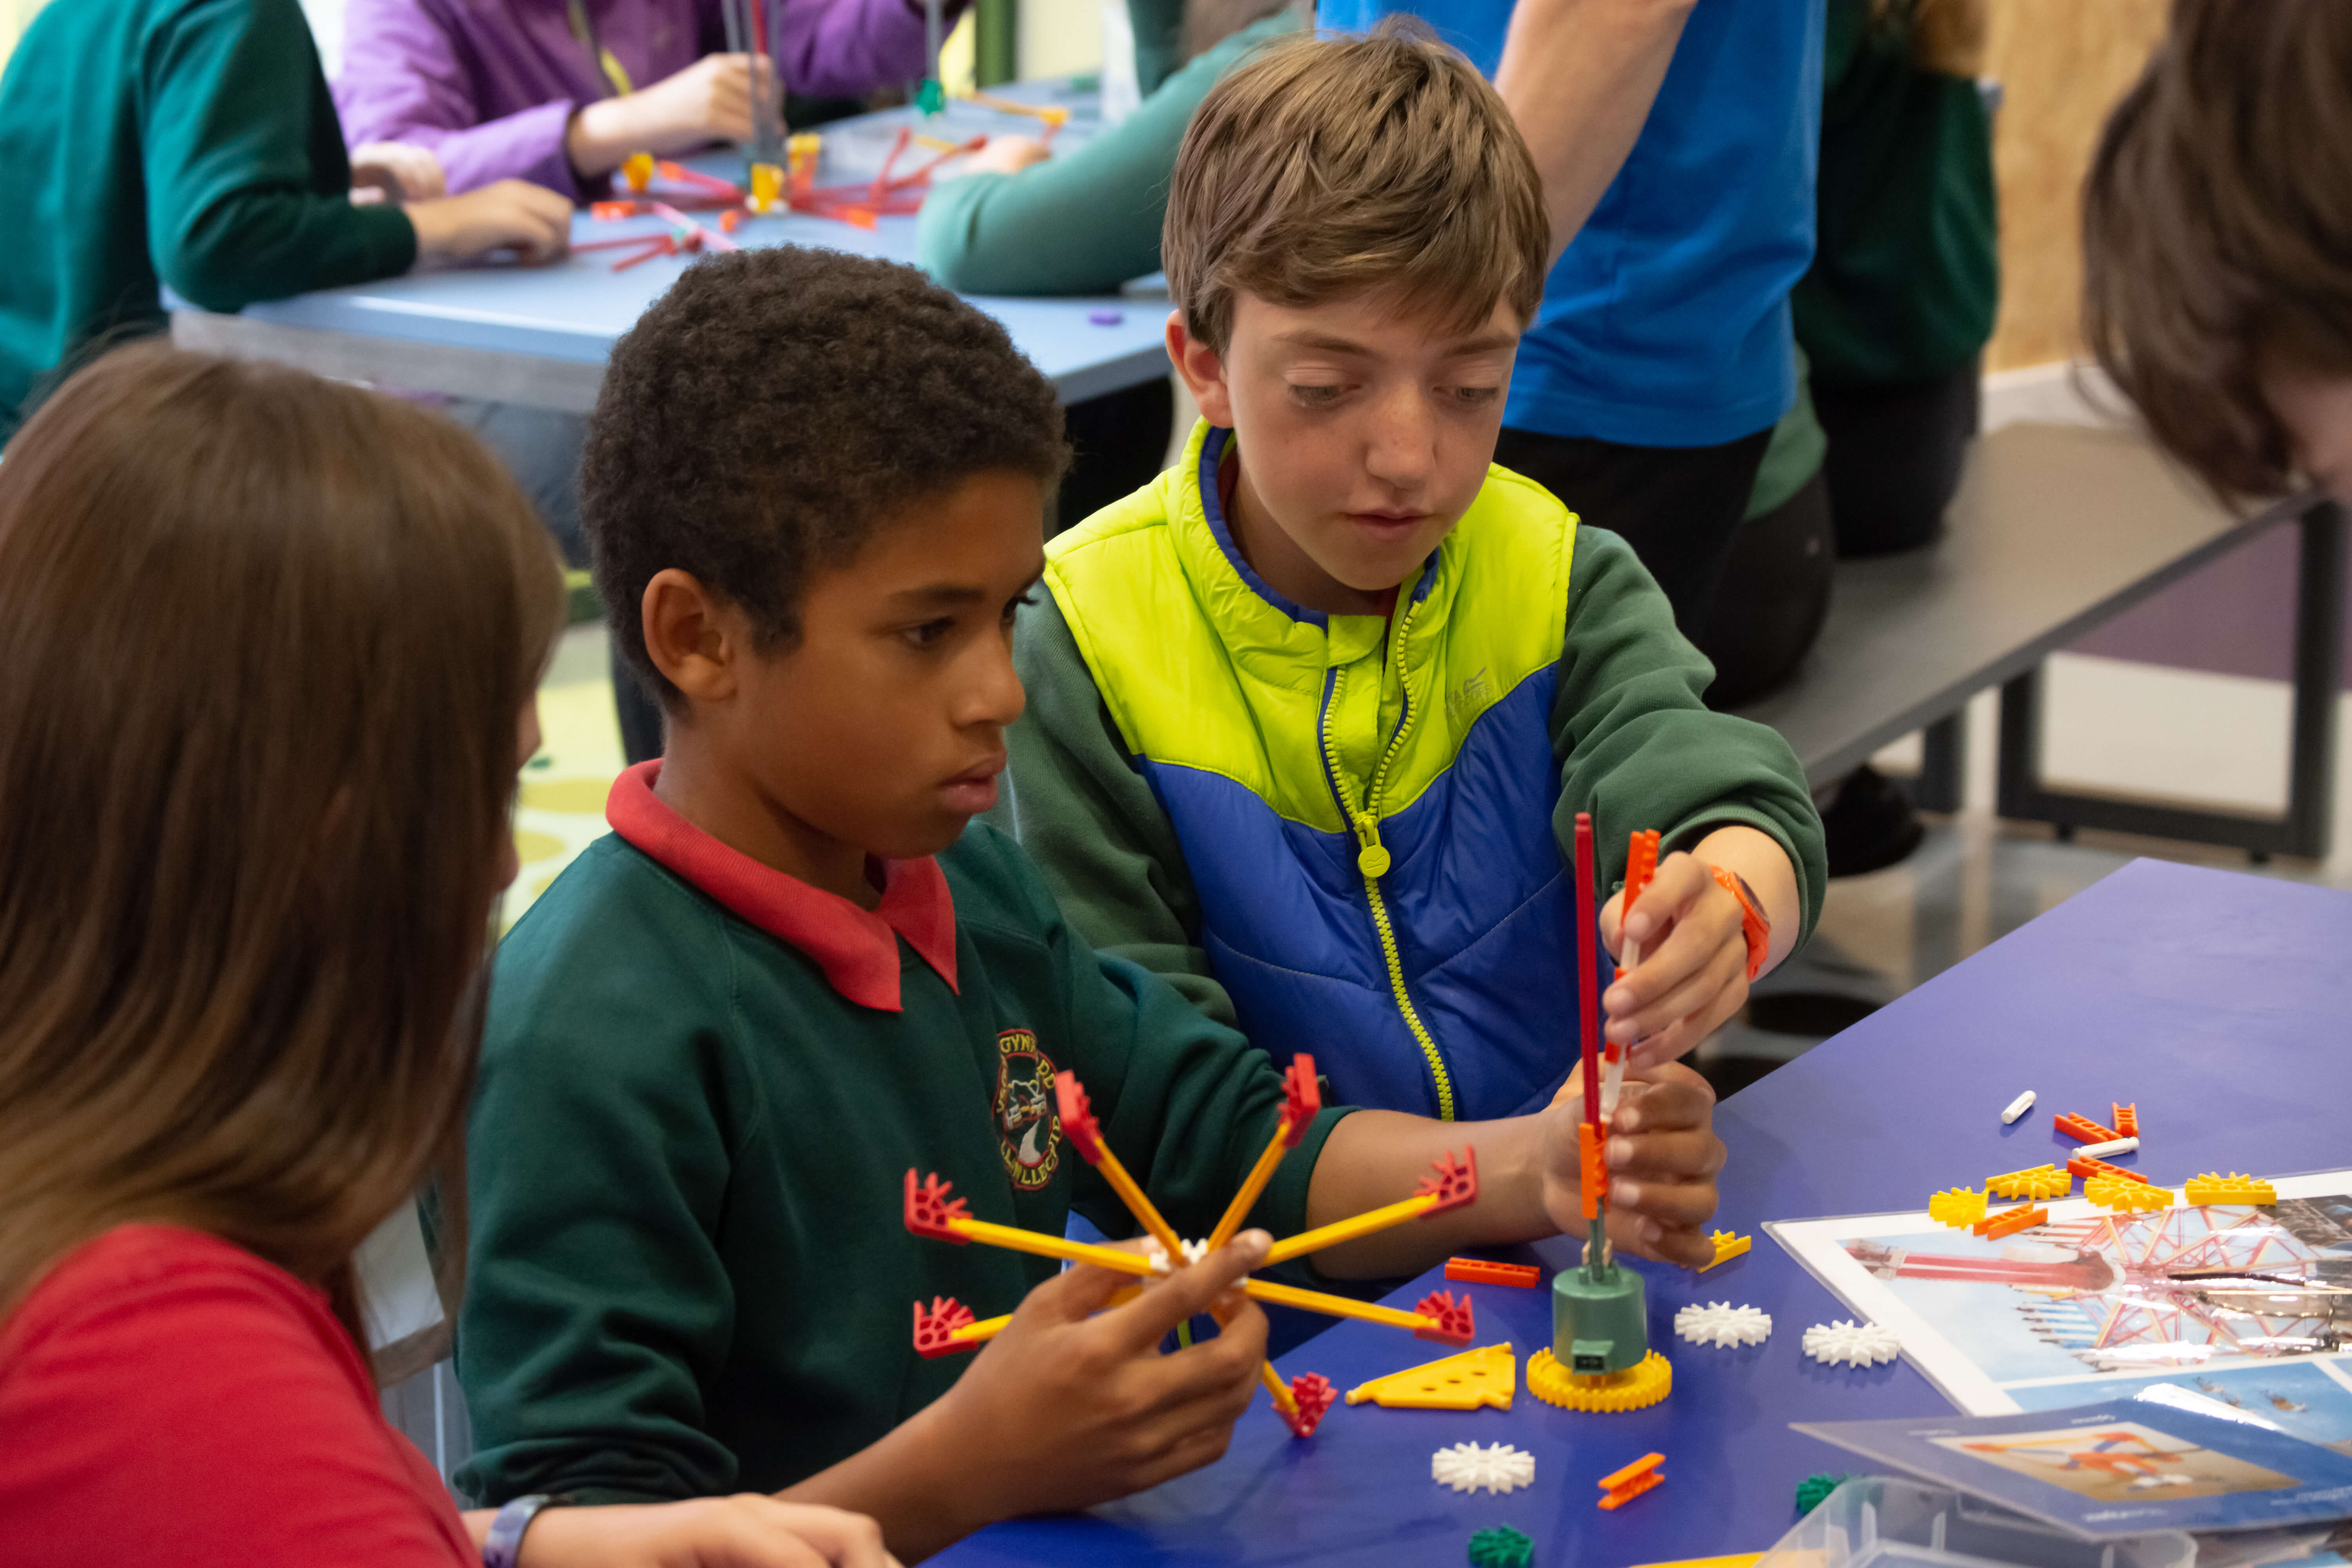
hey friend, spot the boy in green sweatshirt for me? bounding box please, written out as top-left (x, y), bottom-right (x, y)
top-left (458, 243), bottom-right (1727, 1561)
top-left (0, 0), bottom-right (570, 437)
top-left (998, 25), bottom-right (1829, 1124)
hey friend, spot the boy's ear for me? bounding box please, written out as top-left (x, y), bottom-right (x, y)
top-left (641, 568), bottom-right (739, 704)
top-left (1166, 309), bottom-right (1237, 428)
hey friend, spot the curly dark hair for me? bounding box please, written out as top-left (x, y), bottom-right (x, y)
top-left (582, 246), bottom-right (1069, 702)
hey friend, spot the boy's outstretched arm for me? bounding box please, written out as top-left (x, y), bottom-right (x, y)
top-left (779, 1234), bottom-right (1273, 1563)
top-left (1301, 1062), bottom-right (1724, 1277)
top-left (1494, 0), bottom-right (1700, 260)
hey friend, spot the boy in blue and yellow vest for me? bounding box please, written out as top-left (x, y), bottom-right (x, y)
top-left (457, 244), bottom-right (1727, 1560)
top-left (1001, 23), bottom-right (1829, 1124)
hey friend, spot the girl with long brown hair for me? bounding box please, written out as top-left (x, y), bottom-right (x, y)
top-left (0, 343), bottom-right (890, 1568)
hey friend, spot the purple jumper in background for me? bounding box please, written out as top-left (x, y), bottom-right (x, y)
top-left (334, 0), bottom-right (954, 201)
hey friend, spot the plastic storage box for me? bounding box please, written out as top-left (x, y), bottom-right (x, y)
top-left (1757, 1477), bottom-right (2197, 1568)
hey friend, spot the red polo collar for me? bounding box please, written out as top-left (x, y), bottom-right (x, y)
top-left (604, 761), bottom-right (958, 1011)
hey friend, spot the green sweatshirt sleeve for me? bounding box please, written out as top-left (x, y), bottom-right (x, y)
top-left (998, 586), bottom-right (1239, 1028)
top-left (142, 0), bottom-right (417, 311)
top-left (456, 878), bottom-right (751, 1506)
top-left (912, 13), bottom-right (1296, 296)
top-left (1551, 526), bottom-right (1827, 940)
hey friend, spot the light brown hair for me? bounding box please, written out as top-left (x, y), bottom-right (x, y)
top-left (2082, 0), bottom-right (2352, 501)
top-left (1163, 18), bottom-right (1549, 354)
top-left (0, 345), bottom-right (564, 1357)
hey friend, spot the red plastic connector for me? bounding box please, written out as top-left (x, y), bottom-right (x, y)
top-left (1445, 1257), bottom-right (1541, 1288)
top-left (912, 1296), bottom-right (977, 1358)
top-left (1279, 1372), bottom-right (1336, 1438)
top-left (1054, 1071), bottom-right (1103, 1164)
top-left (1281, 1054), bottom-right (1321, 1145)
top-left (2054, 1112), bottom-right (2120, 1144)
top-left (2067, 1154), bottom-right (2146, 1184)
top-left (1415, 1147), bottom-right (1479, 1214)
top-left (904, 1170), bottom-right (972, 1242)
top-left (2111, 1103), bottom-right (2139, 1138)
top-left (1413, 1289), bottom-right (1476, 1345)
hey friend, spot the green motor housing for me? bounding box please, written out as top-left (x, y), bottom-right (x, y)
top-left (1552, 1259), bottom-right (1650, 1375)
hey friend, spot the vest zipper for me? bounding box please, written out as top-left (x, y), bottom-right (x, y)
top-left (1317, 602), bottom-right (1456, 1120)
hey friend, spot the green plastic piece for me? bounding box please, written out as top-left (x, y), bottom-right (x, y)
top-left (1552, 1258), bottom-right (1648, 1374)
top-left (915, 78), bottom-right (945, 115)
top-left (1795, 1473), bottom-right (1849, 1515)
top-left (1467, 1524), bottom-right (1534, 1568)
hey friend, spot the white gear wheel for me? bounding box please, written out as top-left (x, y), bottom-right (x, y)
top-left (1675, 1300), bottom-right (1772, 1348)
top-left (1431, 1441), bottom-right (1536, 1495)
top-left (1802, 1318), bottom-right (1902, 1367)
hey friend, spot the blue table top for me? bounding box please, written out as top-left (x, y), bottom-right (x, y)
top-left (233, 85), bottom-right (1172, 400)
top-left (935, 858), bottom-right (2352, 1566)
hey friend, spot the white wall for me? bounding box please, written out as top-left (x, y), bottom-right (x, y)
top-left (299, 0), bottom-right (346, 80)
top-left (1018, 0), bottom-right (1105, 81)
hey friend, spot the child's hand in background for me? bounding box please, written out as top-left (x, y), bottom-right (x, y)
top-left (349, 142), bottom-right (446, 204)
top-left (918, 1231), bottom-right (1271, 1524)
top-left (1599, 849), bottom-right (1753, 1067)
top-left (566, 54), bottom-right (780, 175)
top-left (1543, 1062), bottom-right (1722, 1266)
top-left (953, 135), bottom-right (1053, 177)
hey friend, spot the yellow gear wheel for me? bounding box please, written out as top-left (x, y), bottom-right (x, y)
top-left (1526, 1348), bottom-right (1671, 1412)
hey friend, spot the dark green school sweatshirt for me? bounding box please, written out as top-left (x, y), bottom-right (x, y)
top-left (1791, 0), bottom-right (1998, 388)
top-left (456, 764), bottom-right (1349, 1505)
top-left (0, 0), bottom-right (416, 435)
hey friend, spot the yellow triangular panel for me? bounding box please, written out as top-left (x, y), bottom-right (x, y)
top-left (1345, 1341), bottom-right (1516, 1411)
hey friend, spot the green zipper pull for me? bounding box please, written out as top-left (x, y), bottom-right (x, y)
top-left (1354, 819), bottom-right (1391, 878)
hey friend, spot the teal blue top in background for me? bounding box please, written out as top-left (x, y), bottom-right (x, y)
top-left (1317, 0), bottom-right (1823, 449)
top-left (915, 5), bottom-right (1300, 296)
top-left (0, 0), bottom-right (416, 437)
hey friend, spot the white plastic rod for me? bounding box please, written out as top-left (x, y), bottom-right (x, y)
top-left (2076, 1136), bottom-right (2138, 1159)
top-left (2001, 1090), bottom-right (2035, 1125)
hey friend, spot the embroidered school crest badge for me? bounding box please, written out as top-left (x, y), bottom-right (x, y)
top-left (992, 1029), bottom-right (1061, 1190)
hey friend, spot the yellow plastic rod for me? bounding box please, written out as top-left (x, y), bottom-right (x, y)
top-left (1259, 1191), bottom-right (1436, 1267)
top-left (1241, 1276), bottom-right (1438, 1333)
top-left (1260, 1360), bottom-right (1299, 1415)
top-left (949, 1217), bottom-right (1157, 1275)
top-left (1205, 1117), bottom-right (1292, 1252)
top-left (1090, 1142), bottom-right (1187, 1257)
top-left (949, 1310), bottom-right (1012, 1346)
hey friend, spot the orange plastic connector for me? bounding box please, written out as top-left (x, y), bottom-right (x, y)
top-left (1579, 1122), bottom-right (1606, 1220)
top-left (1599, 1452), bottom-right (1666, 1511)
top-left (2067, 1154), bottom-right (2145, 1184)
top-left (621, 151), bottom-right (654, 191)
top-left (1976, 1204), bottom-right (2047, 1240)
top-left (1624, 829), bottom-right (1661, 910)
top-left (2111, 1103), bottom-right (2139, 1138)
top-left (1446, 1258), bottom-right (1541, 1289)
top-left (2054, 1112), bottom-right (2120, 1144)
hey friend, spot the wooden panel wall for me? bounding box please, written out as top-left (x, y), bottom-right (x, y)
top-left (1982, 0), bottom-right (2170, 370)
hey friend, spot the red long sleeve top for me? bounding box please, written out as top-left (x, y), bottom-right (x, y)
top-left (0, 1224), bottom-right (474, 1565)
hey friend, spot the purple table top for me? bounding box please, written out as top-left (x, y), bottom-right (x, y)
top-left (935, 858), bottom-right (2352, 1566)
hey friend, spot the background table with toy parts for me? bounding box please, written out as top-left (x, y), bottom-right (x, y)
top-left (933, 858), bottom-right (2352, 1567)
top-left (169, 83), bottom-right (1171, 412)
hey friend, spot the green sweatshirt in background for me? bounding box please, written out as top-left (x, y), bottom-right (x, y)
top-left (0, 0), bottom-right (416, 435)
top-left (1793, 0), bottom-right (1998, 389)
top-left (914, 7), bottom-right (1299, 296)
top-left (457, 793), bottom-right (1349, 1504)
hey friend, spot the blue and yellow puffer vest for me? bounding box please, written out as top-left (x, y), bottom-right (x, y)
top-left (1044, 423), bottom-right (1605, 1122)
